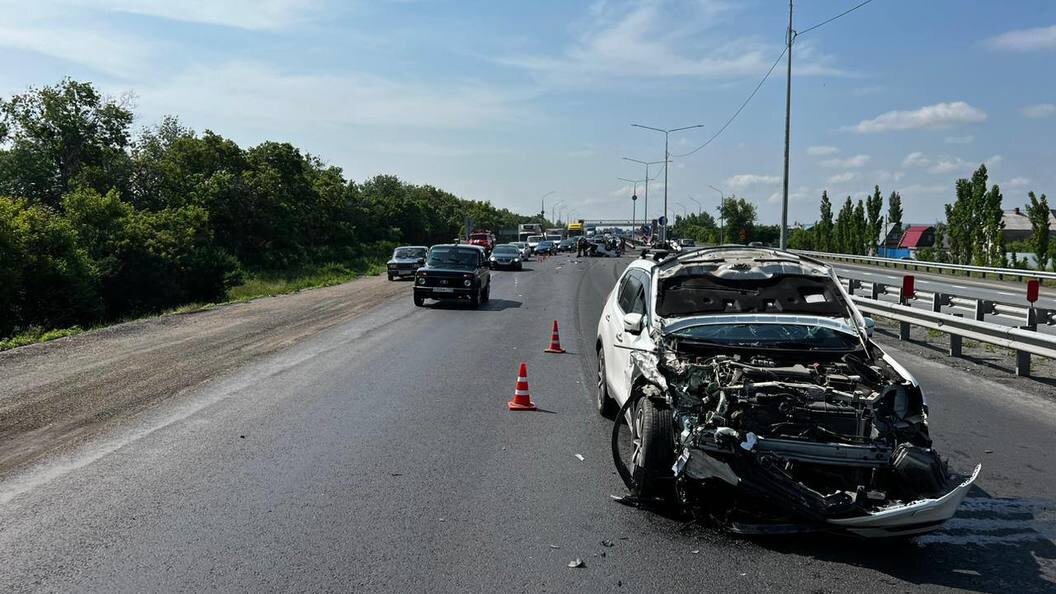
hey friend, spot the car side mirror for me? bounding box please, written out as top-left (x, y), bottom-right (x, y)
top-left (864, 317), bottom-right (876, 337)
top-left (623, 312), bottom-right (644, 335)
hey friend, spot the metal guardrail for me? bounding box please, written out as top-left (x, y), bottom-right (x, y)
top-left (848, 284), bottom-right (1055, 377)
top-left (796, 250), bottom-right (1056, 282)
top-left (843, 279), bottom-right (1055, 327)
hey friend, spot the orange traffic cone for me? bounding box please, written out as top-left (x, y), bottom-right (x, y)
top-left (508, 362), bottom-right (537, 411)
top-left (544, 320), bottom-right (566, 353)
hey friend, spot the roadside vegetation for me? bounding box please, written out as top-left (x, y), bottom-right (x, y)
top-left (781, 163), bottom-right (1053, 271)
top-left (0, 79), bottom-right (548, 348)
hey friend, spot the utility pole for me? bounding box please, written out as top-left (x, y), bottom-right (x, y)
top-left (709, 185), bottom-right (725, 245)
top-left (780, 0), bottom-right (794, 249)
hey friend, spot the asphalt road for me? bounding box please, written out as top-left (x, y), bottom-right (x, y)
top-left (1, 254), bottom-right (1054, 592)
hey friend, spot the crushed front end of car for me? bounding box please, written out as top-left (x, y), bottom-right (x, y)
top-left (611, 249), bottom-right (979, 538)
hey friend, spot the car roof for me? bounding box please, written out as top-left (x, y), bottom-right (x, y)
top-left (433, 243), bottom-right (485, 251)
top-left (396, 245), bottom-right (428, 250)
top-left (654, 246), bottom-right (832, 277)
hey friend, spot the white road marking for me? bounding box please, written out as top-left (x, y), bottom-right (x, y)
top-left (917, 497), bottom-right (1056, 546)
top-left (997, 291), bottom-right (1016, 296)
top-left (952, 285), bottom-right (968, 289)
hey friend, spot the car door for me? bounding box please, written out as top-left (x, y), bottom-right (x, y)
top-left (605, 270), bottom-right (645, 406)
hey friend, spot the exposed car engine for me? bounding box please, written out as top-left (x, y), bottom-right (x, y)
top-left (618, 338), bottom-right (975, 534)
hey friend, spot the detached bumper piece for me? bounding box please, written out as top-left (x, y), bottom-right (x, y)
top-left (677, 440), bottom-right (981, 537)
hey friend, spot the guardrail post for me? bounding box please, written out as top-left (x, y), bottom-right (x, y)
top-left (1015, 310), bottom-right (1038, 378)
top-left (871, 282), bottom-right (882, 300)
top-left (949, 314), bottom-right (963, 357)
top-left (974, 299), bottom-right (988, 322)
top-left (898, 287), bottom-right (912, 340)
top-left (846, 278), bottom-right (860, 296)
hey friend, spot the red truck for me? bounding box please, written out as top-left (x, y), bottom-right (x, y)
top-left (467, 231), bottom-right (496, 254)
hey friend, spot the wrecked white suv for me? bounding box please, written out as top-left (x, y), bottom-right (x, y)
top-left (596, 246), bottom-right (979, 538)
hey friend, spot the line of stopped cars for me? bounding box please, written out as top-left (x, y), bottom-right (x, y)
top-left (596, 245), bottom-right (980, 538)
top-left (388, 241), bottom-right (534, 308)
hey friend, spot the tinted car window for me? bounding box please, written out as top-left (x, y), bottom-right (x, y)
top-left (493, 246), bottom-right (519, 254)
top-left (617, 274), bottom-right (641, 312)
top-left (428, 247), bottom-right (481, 269)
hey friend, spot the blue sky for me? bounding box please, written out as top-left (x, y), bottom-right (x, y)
top-left (1, 0), bottom-right (1054, 225)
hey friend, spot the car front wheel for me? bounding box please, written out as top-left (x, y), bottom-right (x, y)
top-left (413, 294), bottom-right (424, 307)
top-left (596, 349), bottom-right (616, 417)
top-left (631, 397), bottom-right (675, 502)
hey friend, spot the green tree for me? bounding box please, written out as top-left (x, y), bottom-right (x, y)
top-left (0, 79), bottom-right (133, 207)
top-left (944, 164), bottom-right (1004, 266)
top-left (866, 186), bottom-right (883, 254)
top-left (815, 191), bottom-right (834, 252)
top-left (887, 191), bottom-right (903, 233)
top-left (1026, 191), bottom-right (1051, 270)
top-left (720, 196), bottom-right (757, 244)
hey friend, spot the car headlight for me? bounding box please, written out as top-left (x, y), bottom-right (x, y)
top-left (490, 256), bottom-right (496, 261)
top-left (463, 279), bottom-right (472, 287)
top-left (416, 277), bottom-right (425, 285)
top-left (513, 258), bottom-right (520, 262)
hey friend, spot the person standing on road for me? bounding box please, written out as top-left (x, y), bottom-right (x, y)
top-left (577, 236), bottom-right (587, 258)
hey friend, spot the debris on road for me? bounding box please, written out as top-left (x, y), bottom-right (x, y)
top-left (600, 540), bottom-right (614, 547)
top-left (549, 544), bottom-right (561, 549)
top-left (568, 559), bottom-right (585, 568)
top-left (575, 453), bottom-right (584, 461)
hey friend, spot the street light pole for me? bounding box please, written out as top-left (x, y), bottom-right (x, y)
top-left (709, 185), bottom-right (725, 244)
top-left (687, 196), bottom-right (703, 216)
top-left (631, 122), bottom-right (707, 242)
top-left (623, 157), bottom-right (665, 241)
top-left (618, 177), bottom-right (644, 236)
top-left (551, 201), bottom-right (564, 224)
top-left (540, 190), bottom-right (555, 220)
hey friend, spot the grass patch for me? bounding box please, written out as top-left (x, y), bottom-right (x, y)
top-left (227, 258), bottom-right (387, 302)
top-left (0, 326), bottom-right (84, 351)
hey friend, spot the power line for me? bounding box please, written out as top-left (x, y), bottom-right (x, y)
top-left (798, 0), bottom-right (875, 36)
top-left (671, 47), bottom-right (787, 158)
top-left (668, 0), bottom-right (876, 159)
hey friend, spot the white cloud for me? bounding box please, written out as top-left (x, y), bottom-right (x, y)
top-left (0, 23), bottom-right (152, 77)
top-left (846, 101), bottom-right (987, 133)
top-left (138, 61), bottom-right (529, 131)
top-left (726, 173), bottom-right (780, 187)
top-left (925, 154), bottom-right (1001, 175)
top-left (897, 183), bottom-right (947, 196)
top-left (498, 1), bottom-right (842, 84)
top-left (986, 24), bottom-right (1056, 52)
top-left (827, 172), bottom-right (857, 184)
top-left (944, 134), bottom-right (974, 144)
top-left (1005, 177), bottom-right (1031, 189)
top-left (1022, 103), bottom-right (1056, 119)
top-left (767, 186), bottom-right (810, 204)
top-left (807, 145), bottom-right (839, 156)
top-left (820, 154), bottom-right (870, 168)
top-left (902, 152), bottom-right (930, 168)
top-left (9, 0), bottom-right (321, 31)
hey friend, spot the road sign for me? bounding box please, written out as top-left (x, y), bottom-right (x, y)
top-left (631, 194), bottom-right (638, 201)
top-left (658, 216), bottom-right (667, 226)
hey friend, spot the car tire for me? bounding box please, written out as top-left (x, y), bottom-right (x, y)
top-left (387, 273), bottom-right (395, 281)
top-left (596, 350), bottom-right (616, 418)
top-left (470, 287), bottom-right (481, 308)
top-left (516, 263), bottom-right (523, 271)
top-left (482, 284), bottom-right (490, 303)
top-left (413, 294), bottom-right (424, 307)
top-left (632, 397), bottom-right (676, 501)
